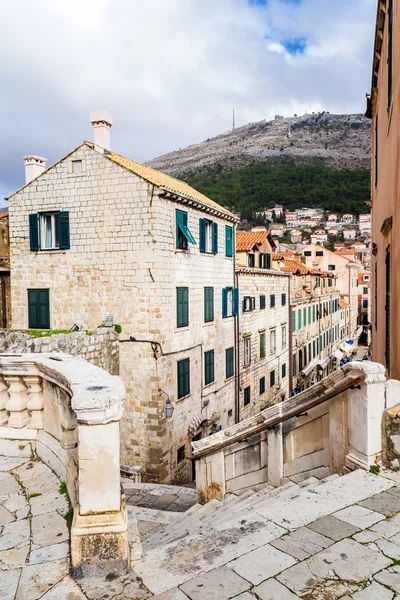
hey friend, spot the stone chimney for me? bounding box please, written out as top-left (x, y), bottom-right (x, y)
top-left (90, 110), bottom-right (113, 150)
top-left (23, 155), bottom-right (47, 184)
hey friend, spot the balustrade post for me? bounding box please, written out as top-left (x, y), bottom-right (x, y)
top-left (5, 374), bottom-right (30, 428)
top-left (25, 375), bottom-right (44, 429)
top-left (0, 376), bottom-right (9, 425)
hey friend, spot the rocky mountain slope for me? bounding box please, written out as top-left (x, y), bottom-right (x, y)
top-left (147, 112), bottom-right (371, 176)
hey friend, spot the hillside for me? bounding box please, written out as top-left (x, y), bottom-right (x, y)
top-left (147, 112), bottom-right (371, 175)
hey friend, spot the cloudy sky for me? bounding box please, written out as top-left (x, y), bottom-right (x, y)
top-left (0, 0), bottom-right (376, 201)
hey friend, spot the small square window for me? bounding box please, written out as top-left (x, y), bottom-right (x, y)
top-left (304, 251), bottom-right (312, 257)
top-left (328, 264), bottom-right (336, 271)
top-left (177, 446), bottom-right (185, 463)
top-left (316, 251), bottom-right (324, 257)
top-left (72, 159), bottom-right (83, 174)
top-left (244, 386), bottom-right (251, 406)
top-left (228, 409), bottom-right (233, 418)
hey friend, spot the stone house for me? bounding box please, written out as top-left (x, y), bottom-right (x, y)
top-left (274, 258), bottom-right (341, 392)
top-left (236, 230), bottom-right (275, 269)
top-left (6, 112), bottom-right (239, 484)
top-left (366, 0), bottom-right (399, 377)
top-left (0, 212), bottom-right (10, 328)
top-left (301, 243), bottom-right (361, 342)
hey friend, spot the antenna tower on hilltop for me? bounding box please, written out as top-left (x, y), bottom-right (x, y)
top-left (232, 107), bottom-right (235, 131)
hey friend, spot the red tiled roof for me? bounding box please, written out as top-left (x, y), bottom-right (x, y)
top-left (236, 231), bottom-right (271, 252)
top-left (0, 212), bottom-right (8, 219)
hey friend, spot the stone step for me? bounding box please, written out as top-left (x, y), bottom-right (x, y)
top-left (253, 469), bottom-right (395, 531)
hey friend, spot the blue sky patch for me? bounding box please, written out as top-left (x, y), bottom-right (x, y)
top-left (282, 37), bottom-right (307, 54)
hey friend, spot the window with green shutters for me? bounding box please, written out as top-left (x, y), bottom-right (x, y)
top-left (200, 219), bottom-right (218, 254)
top-left (308, 306), bottom-right (311, 324)
top-left (281, 293), bottom-right (286, 306)
top-left (260, 295), bottom-right (266, 310)
top-left (259, 331), bottom-right (266, 360)
top-left (298, 309), bottom-right (302, 329)
top-left (204, 350), bottom-right (215, 386)
top-left (244, 386), bottom-right (251, 406)
top-left (270, 294), bottom-right (276, 308)
top-left (28, 289), bottom-right (50, 329)
top-left (225, 226), bottom-right (233, 257)
top-left (282, 363), bottom-right (286, 378)
top-left (270, 370), bottom-right (276, 387)
top-left (176, 209), bottom-right (195, 250)
top-left (222, 287), bottom-right (239, 318)
top-left (204, 287), bottom-right (214, 323)
top-left (29, 212), bottom-right (70, 251)
top-left (225, 347), bottom-right (234, 379)
top-left (292, 311), bottom-right (296, 332)
top-left (177, 358), bottom-right (190, 398)
top-left (176, 287), bottom-right (189, 328)
top-left (303, 307), bottom-right (307, 326)
top-left (313, 305), bottom-right (316, 322)
top-left (259, 376), bottom-right (265, 395)
top-left (293, 353), bottom-right (297, 376)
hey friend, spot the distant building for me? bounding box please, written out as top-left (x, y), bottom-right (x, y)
top-left (343, 228), bottom-right (357, 240)
top-left (290, 229), bottom-right (302, 243)
top-left (342, 214), bottom-right (355, 224)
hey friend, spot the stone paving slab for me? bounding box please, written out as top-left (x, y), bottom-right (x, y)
top-left (270, 526), bottom-right (333, 560)
top-left (374, 565), bottom-right (400, 593)
top-left (179, 566), bottom-right (250, 600)
top-left (307, 514), bottom-right (361, 541)
top-left (351, 581), bottom-right (395, 599)
top-left (152, 588), bottom-right (190, 600)
top-left (358, 487), bottom-right (400, 517)
top-left (254, 470), bottom-right (394, 530)
top-left (253, 578), bottom-right (301, 599)
top-left (333, 505), bottom-right (385, 529)
top-left (227, 543), bottom-right (297, 584)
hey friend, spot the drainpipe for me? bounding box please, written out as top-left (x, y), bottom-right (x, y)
top-left (233, 225), bottom-right (240, 424)
top-left (288, 276), bottom-right (293, 397)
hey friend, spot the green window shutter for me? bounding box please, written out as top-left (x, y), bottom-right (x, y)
top-left (233, 288), bottom-right (239, 316)
top-left (260, 295), bottom-right (266, 310)
top-left (29, 214), bottom-right (40, 251)
top-left (212, 222), bottom-right (218, 254)
top-left (222, 288), bottom-right (228, 318)
top-left (270, 370), bottom-right (275, 387)
top-left (28, 289), bottom-right (50, 329)
top-left (225, 226), bottom-right (233, 257)
top-left (225, 347), bottom-right (234, 379)
top-left (266, 253), bottom-right (271, 269)
top-left (199, 218), bottom-right (206, 253)
top-left (259, 376), bottom-right (265, 395)
top-left (177, 358), bottom-right (190, 398)
top-left (313, 305), bottom-right (316, 322)
top-left (244, 386), bottom-right (251, 406)
top-left (308, 306), bottom-right (311, 324)
top-left (204, 350), bottom-right (214, 385)
top-left (298, 309), bottom-right (302, 329)
top-left (292, 311), bottom-right (296, 332)
top-left (282, 363), bottom-right (286, 378)
top-left (293, 354), bottom-right (297, 376)
top-left (176, 287), bottom-right (189, 328)
top-left (303, 307), bottom-right (306, 325)
top-left (58, 211), bottom-right (70, 250)
top-left (204, 287), bottom-right (214, 323)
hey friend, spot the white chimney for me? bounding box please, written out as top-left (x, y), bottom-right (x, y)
top-left (23, 155), bottom-right (47, 184)
top-left (90, 110), bottom-right (113, 150)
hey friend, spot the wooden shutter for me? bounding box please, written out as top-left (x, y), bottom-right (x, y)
top-left (222, 288), bottom-right (228, 318)
top-left (204, 287), bottom-right (214, 322)
top-left (199, 219), bottom-right (206, 253)
top-left (292, 311), bottom-right (296, 332)
top-left (29, 214), bottom-right (40, 251)
top-left (226, 347), bottom-right (234, 378)
top-left (28, 289), bottom-right (50, 329)
top-left (58, 211), bottom-right (70, 250)
top-left (233, 288), bottom-right (239, 316)
top-left (266, 253), bottom-right (271, 269)
top-left (212, 222), bottom-right (218, 254)
top-left (205, 350), bottom-right (214, 385)
top-left (178, 358), bottom-right (190, 398)
top-left (225, 226), bottom-right (233, 257)
top-left (177, 287), bottom-right (189, 328)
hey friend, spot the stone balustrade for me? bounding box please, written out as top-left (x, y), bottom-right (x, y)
top-left (0, 352), bottom-right (136, 572)
top-left (193, 361), bottom-right (395, 504)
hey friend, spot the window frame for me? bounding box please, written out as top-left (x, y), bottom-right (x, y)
top-left (177, 358), bottom-right (190, 399)
top-left (225, 347), bottom-right (234, 379)
top-left (204, 287), bottom-right (214, 323)
top-left (204, 349), bottom-right (215, 386)
top-left (259, 331), bottom-right (266, 360)
top-left (243, 336), bottom-right (251, 366)
top-left (244, 386), bottom-right (251, 406)
top-left (176, 287), bottom-right (189, 328)
top-left (28, 288), bottom-right (50, 329)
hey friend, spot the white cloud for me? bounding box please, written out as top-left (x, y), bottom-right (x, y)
top-left (0, 0), bottom-right (376, 197)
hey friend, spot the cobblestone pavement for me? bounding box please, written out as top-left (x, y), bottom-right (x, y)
top-left (5, 455), bottom-right (400, 600)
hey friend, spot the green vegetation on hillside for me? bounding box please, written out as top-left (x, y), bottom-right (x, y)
top-left (182, 160), bottom-right (371, 217)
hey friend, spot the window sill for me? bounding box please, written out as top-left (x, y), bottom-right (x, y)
top-left (67, 172), bottom-right (86, 178)
top-left (203, 322), bottom-right (214, 327)
top-left (177, 393), bottom-right (191, 402)
top-left (175, 248), bottom-right (189, 254)
top-left (225, 375), bottom-right (234, 382)
top-left (176, 326), bottom-right (190, 332)
top-left (32, 249), bottom-right (67, 254)
top-left (204, 381), bottom-right (215, 389)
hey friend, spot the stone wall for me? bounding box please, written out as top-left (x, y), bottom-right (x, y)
top-left (0, 328), bottom-right (119, 375)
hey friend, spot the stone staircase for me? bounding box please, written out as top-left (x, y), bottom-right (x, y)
top-left (131, 469), bottom-right (397, 596)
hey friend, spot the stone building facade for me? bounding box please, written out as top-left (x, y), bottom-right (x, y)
top-left (236, 267), bottom-right (290, 420)
top-left (366, 0), bottom-right (399, 378)
top-left (7, 115), bottom-right (238, 483)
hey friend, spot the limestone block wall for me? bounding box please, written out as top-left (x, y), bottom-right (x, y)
top-left (237, 269), bottom-right (290, 419)
top-left (8, 142), bottom-right (236, 483)
top-left (0, 328), bottom-right (119, 375)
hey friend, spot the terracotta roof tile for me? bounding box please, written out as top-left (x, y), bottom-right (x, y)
top-left (236, 231), bottom-right (271, 252)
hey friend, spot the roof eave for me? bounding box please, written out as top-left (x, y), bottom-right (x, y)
top-left (366, 0), bottom-right (387, 118)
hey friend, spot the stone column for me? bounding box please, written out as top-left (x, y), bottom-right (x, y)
top-left (5, 374), bottom-right (30, 428)
top-left (344, 362), bottom-right (386, 471)
top-left (195, 449), bottom-right (226, 504)
top-left (25, 375), bottom-right (44, 429)
top-left (0, 376), bottom-right (9, 425)
top-left (267, 424), bottom-right (284, 487)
